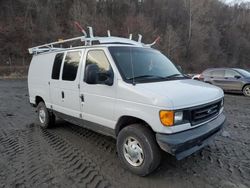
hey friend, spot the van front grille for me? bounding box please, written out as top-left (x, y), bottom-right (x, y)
top-left (190, 101), bottom-right (221, 126)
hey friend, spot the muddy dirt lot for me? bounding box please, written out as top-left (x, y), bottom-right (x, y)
top-left (0, 80), bottom-right (249, 188)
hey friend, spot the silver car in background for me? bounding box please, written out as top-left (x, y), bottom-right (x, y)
top-left (199, 68), bottom-right (250, 97)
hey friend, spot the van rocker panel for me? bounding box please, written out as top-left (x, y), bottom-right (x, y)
top-left (156, 113), bottom-right (226, 160)
top-left (54, 110), bottom-right (116, 138)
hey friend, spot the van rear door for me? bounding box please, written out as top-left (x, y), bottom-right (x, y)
top-left (50, 52), bottom-right (65, 112)
top-left (58, 50), bottom-right (84, 118)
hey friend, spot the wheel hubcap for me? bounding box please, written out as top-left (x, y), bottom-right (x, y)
top-left (123, 137), bottom-right (144, 167)
top-left (39, 108), bottom-right (46, 124)
top-left (245, 86), bottom-right (250, 96)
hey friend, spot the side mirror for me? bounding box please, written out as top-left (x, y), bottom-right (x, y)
top-left (234, 75), bottom-right (241, 79)
top-left (98, 72), bottom-right (114, 86)
top-left (84, 64), bottom-right (98, 84)
top-left (84, 64), bottom-right (114, 86)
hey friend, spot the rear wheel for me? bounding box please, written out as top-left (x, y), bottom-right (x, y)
top-left (243, 85), bottom-right (250, 97)
top-left (37, 102), bottom-right (55, 128)
top-left (117, 124), bottom-right (161, 176)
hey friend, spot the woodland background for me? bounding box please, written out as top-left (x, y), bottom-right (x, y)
top-left (0, 0), bottom-right (250, 77)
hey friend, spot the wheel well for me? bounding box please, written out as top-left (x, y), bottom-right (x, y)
top-left (115, 116), bottom-right (153, 136)
top-left (35, 96), bottom-right (44, 106)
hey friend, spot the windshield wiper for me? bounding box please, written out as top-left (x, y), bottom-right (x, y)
top-left (164, 73), bottom-right (183, 79)
top-left (127, 74), bottom-right (185, 84)
top-left (127, 75), bottom-right (165, 80)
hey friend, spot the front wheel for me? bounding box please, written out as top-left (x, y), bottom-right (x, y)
top-left (117, 124), bottom-right (161, 176)
top-left (37, 102), bottom-right (55, 128)
top-left (243, 85), bottom-right (250, 97)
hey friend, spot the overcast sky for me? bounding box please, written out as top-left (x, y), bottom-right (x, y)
top-left (224, 0), bottom-right (250, 4)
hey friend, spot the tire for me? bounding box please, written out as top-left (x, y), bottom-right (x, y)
top-left (117, 124), bottom-right (161, 176)
top-left (37, 102), bottom-right (55, 128)
top-left (243, 85), bottom-right (250, 97)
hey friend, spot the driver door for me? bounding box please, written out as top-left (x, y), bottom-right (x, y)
top-left (79, 48), bottom-right (117, 130)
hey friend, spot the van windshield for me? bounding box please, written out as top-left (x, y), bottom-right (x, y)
top-left (109, 47), bottom-right (184, 83)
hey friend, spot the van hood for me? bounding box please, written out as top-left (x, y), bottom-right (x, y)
top-left (137, 79), bottom-right (224, 109)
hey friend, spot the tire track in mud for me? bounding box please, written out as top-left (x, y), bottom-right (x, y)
top-left (62, 123), bottom-right (116, 154)
top-left (2, 122), bottom-right (248, 188)
top-left (51, 124), bottom-right (123, 185)
top-left (39, 125), bottom-right (112, 188)
top-left (0, 129), bottom-right (27, 187)
top-left (48, 123), bottom-right (205, 187)
top-left (181, 136), bottom-right (250, 187)
top-left (0, 124), bottom-right (112, 188)
top-left (46, 123), bottom-right (156, 187)
top-left (0, 127), bottom-right (66, 187)
top-left (154, 130), bottom-right (250, 188)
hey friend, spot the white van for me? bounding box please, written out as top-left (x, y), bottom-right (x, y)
top-left (28, 28), bottom-right (225, 176)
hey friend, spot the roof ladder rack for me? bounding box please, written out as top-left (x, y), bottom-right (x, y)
top-left (28, 23), bottom-right (160, 55)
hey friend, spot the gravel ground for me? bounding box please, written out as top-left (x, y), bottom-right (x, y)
top-left (0, 80), bottom-right (249, 188)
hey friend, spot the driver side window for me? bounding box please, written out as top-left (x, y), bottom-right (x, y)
top-left (84, 50), bottom-right (113, 84)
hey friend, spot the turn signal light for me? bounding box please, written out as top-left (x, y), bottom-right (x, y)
top-left (159, 110), bottom-right (174, 126)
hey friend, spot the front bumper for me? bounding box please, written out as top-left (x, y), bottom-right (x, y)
top-left (156, 113), bottom-right (226, 160)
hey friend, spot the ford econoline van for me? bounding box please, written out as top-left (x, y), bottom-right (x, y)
top-left (28, 28), bottom-right (225, 176)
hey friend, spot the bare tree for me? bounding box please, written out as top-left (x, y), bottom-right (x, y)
top-left (0, 0), bottom-right (250, 75)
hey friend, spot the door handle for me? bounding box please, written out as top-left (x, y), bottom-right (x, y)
top-left (80, 94), bottom-right (84, 102)
top-left (61, 91), bottom-right (65, 99)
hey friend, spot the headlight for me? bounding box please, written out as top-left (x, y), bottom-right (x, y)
top-left (159, 110), bottom-right (184, 126)
top-left (174, 111), bottom-right (183, 123)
